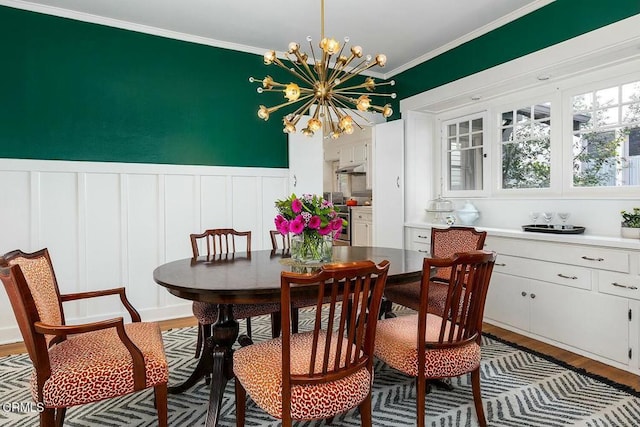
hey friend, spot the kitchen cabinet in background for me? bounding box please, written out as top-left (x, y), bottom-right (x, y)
top-left (288, 116), bottom-right (323, 195)
top-left (351, 206), bottom-right (372, 246)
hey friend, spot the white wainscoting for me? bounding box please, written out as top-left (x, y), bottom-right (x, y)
top-left (0, 159), bottom-right (289, 344)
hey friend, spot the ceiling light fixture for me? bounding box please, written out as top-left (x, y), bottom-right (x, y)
top-left (249, 0), bottom-right (396, 139)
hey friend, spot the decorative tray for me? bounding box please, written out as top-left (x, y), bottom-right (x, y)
top-left (522, 224), bottom-right (585, 234)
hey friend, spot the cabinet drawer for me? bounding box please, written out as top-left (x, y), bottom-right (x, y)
top-left (494, 254), bottom-right (592, 290)
top-left (599, 271), bottom-right (640, 300)
top-left (352, 212), bottom-right (372, 222)
top-left (409, 228), bottom-right (431, 244)
top-left (410, 241), bottom-right (430, 254)
top-left (487, 236), bottom-right (629, 273)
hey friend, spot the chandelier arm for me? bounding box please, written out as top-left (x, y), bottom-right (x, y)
top-left (335, 90), bottom-right (396, 98)
top-left (284, 53), bottom-right (317, 86)
top-left (332, 93), bottom-right (359, 108)
top-left (331, 97), bottom-right (373, 125)
top-left (324, 104), bottom-right (339, 134)
top-left (287, 96), bottom-right (318, 120)
top-left (331, 58), bottom-right (372, 86)
top-left (265, 94), bottom-right (316, 115)
top-left (332, 79), bottom-right (396, 93)
top-left (326, 43), bottom-right (349, 84)
top-left (272, 56), bottom-right (317, 87)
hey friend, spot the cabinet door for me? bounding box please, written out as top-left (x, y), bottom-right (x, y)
top-left (352, 220), bottom-right (369, 246)
top-left (372, 120), bottom-right (404, 248)
top-left (530, 281), bottom-right (630, 364)
top-left (338, 144), bottom-right (355, 167)
top-left (365, 142), bottom-right (373, 189)
top-left (484, 273), bottom-right (530, 332)
top-left (288, 118), bottom-right (323, 195)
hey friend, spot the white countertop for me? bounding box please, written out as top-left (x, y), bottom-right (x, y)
top-left (405, 221), bottom-right (640, 250)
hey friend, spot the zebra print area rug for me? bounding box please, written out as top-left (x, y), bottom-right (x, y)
top-left (1, 314), bottom-right (639, 426)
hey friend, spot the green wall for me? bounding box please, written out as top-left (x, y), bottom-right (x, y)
top-left (1, 2), bottom-right (639, 166)
top-left (0, 6), bottom-right (289, 167)
top-left (393, 0), bottom-right (640, 102)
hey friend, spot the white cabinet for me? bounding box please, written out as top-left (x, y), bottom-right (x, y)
top-left (372, 120), bottom-right (404, 248)
top-left (288, 117), bottom-right (323, 195)
top-left (365, 142), bottom-right (373, 190)
top-left (483, 234), bottom-right (637, 371)
top-left (351, 207), bottom-right (372, 247)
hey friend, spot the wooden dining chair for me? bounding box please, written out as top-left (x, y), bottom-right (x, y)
top-left (382, 226), bottom-right (487, 318)
top-left (374, 250), bottom-right (496, 427)
top-left (191, 229), bottom-right (281, 359)
top-left (0, 248), bottom-right (168, 427)
top-left (233, 260), bottom-right (390, 426)
top-left (270, 229), bottom-right (290, 252)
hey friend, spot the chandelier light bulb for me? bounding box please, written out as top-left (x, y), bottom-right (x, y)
top-left (258, 106), bottom-right (270, 121)
top-left (308, 118), bottom-right (322, 132)
top-left (284, 83), bottom-right (301, 101)
top-left (263, 50), bottom-right (276, 65)
top-left (288, 42), bottom-right (299, 53)
top-left (376, 54), bottom-right (387, 67)
top-left (356, 95), bottom-right (371, 111)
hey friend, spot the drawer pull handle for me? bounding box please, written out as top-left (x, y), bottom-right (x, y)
top-left (557, 274), bottom-right (578, 280)
top-left (530, 293), bottom-right (536, 299)
top-left (612, 282), bottom-right (638, 290)
top-left (418, 249), bottom-right (429, 253)
top-left (521, 291), bottom-right (527, 297)
top-left (417, 235), bottom-right (428, 239)
top-left (581, 256), bottom-right (604, 262)
top-left (495, 263), bottom-right (506, 267)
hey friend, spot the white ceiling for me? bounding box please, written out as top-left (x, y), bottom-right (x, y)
top-left (5, 0), bottom-right (552, 77)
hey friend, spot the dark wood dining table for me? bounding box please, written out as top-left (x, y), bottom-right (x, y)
top-left (153, 245), bottom-right (426, 426)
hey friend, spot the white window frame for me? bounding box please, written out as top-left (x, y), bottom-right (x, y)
top-left (492, 91), bottom-right (563, 197)
top-left (440, 111), bottom-right (489, 199)
top-left (561, 70), bottom-right (640, 197)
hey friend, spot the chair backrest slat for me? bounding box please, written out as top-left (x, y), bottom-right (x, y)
top-left (420, 250), bottom-right (496, 349)
top-left (280, 260), bottom-right (389, 395)
top-left (190, 229), bottom-right (251, 260)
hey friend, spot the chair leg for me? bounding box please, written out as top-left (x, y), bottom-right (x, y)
top-left (291, 307), bottom-right (299, 334)
top-left (155, 383), bottom-right (168, 427)
top-left (358, 393), bottom-right (372, 427)
top-left (271, 311), bottom-right (282, 338)
top-left (245, 318), bottom-right (252, 338)
top-left (54, 407), bottom-right (66, 427)
top-left (234, 379), bottom-right (246, 427)
top-left (471, 369), bottom-right (487, 427)
top-left (195, 323), bottom-right (203, 358)
top-left (40, 408), bottom-right (55, 427)
top-left (416, 376), bottom-right (427, 427)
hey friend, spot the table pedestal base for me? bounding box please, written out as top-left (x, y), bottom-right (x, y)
top-left (168, 304), bottom-right (239, 427)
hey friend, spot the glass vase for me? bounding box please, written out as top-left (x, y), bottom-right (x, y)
top-left (290, 232), bottom-right (333, 264)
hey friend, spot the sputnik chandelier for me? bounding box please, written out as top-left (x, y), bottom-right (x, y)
top-left (249, 0), bottom-right (396, 139)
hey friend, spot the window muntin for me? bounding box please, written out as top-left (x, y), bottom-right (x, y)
top-left (444, 115), bottom-right (484, 192)
top-left (500, 103), bottom-right (551, 189)
top-left (571, 80), bottom-right (640, 187)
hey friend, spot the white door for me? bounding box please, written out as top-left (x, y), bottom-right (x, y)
top-left (288, 117), bottom-right (323, 196)
top-left (372, 120), bottom-right (404, 248)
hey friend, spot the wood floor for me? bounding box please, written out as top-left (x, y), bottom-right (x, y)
top-left (1, 316), bottom-right (638, 393)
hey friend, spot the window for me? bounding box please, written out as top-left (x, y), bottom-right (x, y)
top-left (443, 113), bottom-right (485, 194)
top-left (571, 80), bottom-right (640, 187)
top-left (500, 103), bottom-right (551, 189)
